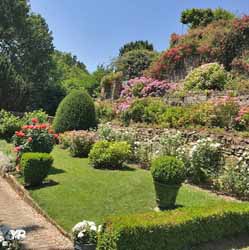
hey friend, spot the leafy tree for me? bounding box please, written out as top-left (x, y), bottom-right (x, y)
top-left (0, 0), bottom-right (57, 113)
top-left (115, 49), bottom-right (158, 80)
top-left (0, 55), bottom-right (28, 111)
top-left (119, 40), bottom-right (154, 56)
top-left (181, 8), bottom-right (235, 29)
top-left (52, 50), bottom-right (99, 96)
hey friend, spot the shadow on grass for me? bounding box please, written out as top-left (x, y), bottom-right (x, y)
top-left (156, 204), bottom-right (184, 211)
top-left (26, 179), bottom-right (59, 190)
top-left (49, 166), bottom-right (66, 175)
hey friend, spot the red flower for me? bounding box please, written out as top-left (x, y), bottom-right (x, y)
top-left (22, 125), bottom-right (29, 130)
top-left (27, 137), bottom-right (33, 142)
top-left (14, 146), bottom-right (21, 152)
top-left (54, 134), bottom-right (59, 139)
top-left (15, 131), bottom-right (25, 137)
top-left (31, 118), bottom-right (38, 124)
top-left (40, 124), bottom-right (47, 129)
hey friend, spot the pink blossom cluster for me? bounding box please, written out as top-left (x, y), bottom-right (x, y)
top-left (235, 106), bottom-right (249, 122)
top-left (117, 99), bottom-right (132, 113)
top-left (120, 77), bottom-right (177, 98)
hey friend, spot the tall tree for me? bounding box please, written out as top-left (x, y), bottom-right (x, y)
top-left (119, 40), bottom-right (154, 56)
top-left (0, 0), bottom-right (58, 113)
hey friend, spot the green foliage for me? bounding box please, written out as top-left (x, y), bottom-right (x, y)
top-left (218, 153), bottom-right (249, 199)
top-left (22, 110), bottom-right (48, 124)
top-left (159, 106), bottom-right (185, 128)
top-left (151, 156), bottom-right (185, 185)
top-left (189, 138), bottom-right (223, 184)
top-left (53, 90), bottom-right (97, 133)
top-left (97, 204), bottom-right (249, 250)
top-left (21, 152), bottom-right (53, 186)
top-left (184, 63), bottom-right (229, 91)
top-left (89, 141), bottom-right (131, 169)
top-left (115, 50), bottom-right (158, 80)
top-left (0, 55), bottom-right (28, 111)
top-left (119, 40), bottom-right (154, 56)
top-left (69, 131), bottom-right (96, 158)
top-left (121, 98), bottom-right (166, 126)
top-left (181, 8), bottom-right (235, 28)
top-left (0, 110), bottom-right (22, 140)
top-left (95, 101), bottom-right (116, 122)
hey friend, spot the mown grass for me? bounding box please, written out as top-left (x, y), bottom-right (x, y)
top-left (26, 146), bottom-right (233, 232)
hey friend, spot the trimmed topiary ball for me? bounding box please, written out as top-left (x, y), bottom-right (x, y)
top-left (151, 156), bottom-right (186, 185)
top-left (53, 90), bottom-right (97, 133)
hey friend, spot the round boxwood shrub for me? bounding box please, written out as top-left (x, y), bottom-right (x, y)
top-left (89, 141), bottom-right (131, 169)
top-left (151, 156), bottom-right (186, 209)
top-left (151, 156), bottom-right (186, 185)
top-left (21, 153), bottom-right (53, 186)
top-left (53, 90), bottom-right (97, 133)
top-left (184, 63), bottom-right (229, 91)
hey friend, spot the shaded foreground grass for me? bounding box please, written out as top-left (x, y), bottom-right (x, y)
top-left (27, 146), bottom-right (233, 232)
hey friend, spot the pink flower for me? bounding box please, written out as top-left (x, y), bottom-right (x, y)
top-left (31, 118), bottom-right (38, 124)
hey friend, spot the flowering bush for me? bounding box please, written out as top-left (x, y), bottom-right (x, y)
top-left (234, 106), bottom-right (249, 131)
top-left (121, 77), bottom-right (176, 98)
top-left (184, 63), bottom-right (229, 91)
top-left (68, 131), bottom-right (97, 158)
top-left (0, 226), bottom-right (25, 250)
top-left (218, 152), bottom-right (249, 199)
top-left (13, 119), bottom-right (58, 162)
top-left (72, 221), bottom-right (101, 246)
top-left (210, 96), bottom-right (239, 129)
top-left (189, 138), bottom-right (223, 184)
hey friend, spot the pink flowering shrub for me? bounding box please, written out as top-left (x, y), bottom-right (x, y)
top-left (234, 106), bottom-right (249, 131)
top-left (120, 77), bottom-right (176, 98)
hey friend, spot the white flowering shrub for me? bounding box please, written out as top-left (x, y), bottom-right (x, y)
top-left (158, 131), bottom-right (185, 157)
top-left (189, 138), bottom-right (223, 184)
top-left (219, 152), bottom-right (249, 198)
top-left (0, 226), bottom-right (25, 250)
top-left (72, 221), bottom-right (101, 247)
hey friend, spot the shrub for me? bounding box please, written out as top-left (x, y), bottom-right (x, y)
top-left (151, 156), bottom-right (185, 185)
top-left (189, 138), bottom-right (223, 184)
top-left (97, 204), bottom-right (249, 250)
top-left (53, 90), bottom-right (97, 133)
top-left (21, 153), bottom-right (53, 186)
top-left (72, 221), bottom-right (101, 246)
top-left (0, 110), bottom-right (22, 140)
top-left (13, 120), bottom-right (58, 157)
top-left (120, 77), bottom-right (176, 98)
top-left (121, 98), bottom-right (166, 125)
top-left (210, 96), bottom-right (239, 129)
top-left (69, 131), bottom-right (96, 158)
top-left (159, 106), bottom-right (185, 128)
top-left (218, 152), bottom-right (249, 199)
top-left (58, 132), bottom-right (71, 149)
top-left (22, 110), bottom-right (48, 124)
top-left (89, 141), bottom-right (131, 169)
top-left (95, 101), bottom-right (116, 122)
top-left (184, 63), bottom-right (229, 91)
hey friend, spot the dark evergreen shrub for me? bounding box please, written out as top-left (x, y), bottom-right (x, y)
top-left (53, 90), bottom-right (97, 133)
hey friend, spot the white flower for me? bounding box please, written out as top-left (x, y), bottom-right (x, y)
top-left (98, 225), bottom-right (102, 232)
top-left (0, 235), bottom-right (4, 243)
top-left (2, 241), bottom-right (8, 247)
top-left (14, 230), bottom-right (26, 241)
top-left (77, 232), bottom-right (84, 238)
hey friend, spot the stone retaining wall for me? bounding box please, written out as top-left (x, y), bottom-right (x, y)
top-left (110, 125), bottom-right (249, 158)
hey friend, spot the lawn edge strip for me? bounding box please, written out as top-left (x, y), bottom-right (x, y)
top-left (4, 173), bottom-right (72, 241)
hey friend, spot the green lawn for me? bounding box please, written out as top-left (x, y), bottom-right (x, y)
top-left (26, 146), bottom-right (233, 232)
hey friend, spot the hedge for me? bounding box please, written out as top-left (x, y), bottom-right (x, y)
top-left (97, 204), bottom-right (249, 250)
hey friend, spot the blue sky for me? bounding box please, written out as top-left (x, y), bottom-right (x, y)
top-left (29, 0), bottom-right (249, 72)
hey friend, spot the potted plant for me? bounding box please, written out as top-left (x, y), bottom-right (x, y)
top-left (151, 156), bottom-right (186, 209)
top-left (72, 221), bottom-right (101, 250)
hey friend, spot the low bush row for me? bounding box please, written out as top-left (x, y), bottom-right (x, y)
top-left (97, 204), bottom-right (249, 250)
